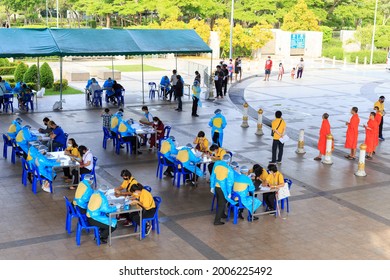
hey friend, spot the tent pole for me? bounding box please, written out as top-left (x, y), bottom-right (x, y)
top-left (142, 55), bottom-right (144, 104)
top-left (175, 54), bottom-right (177, 70)
top-left (60, 56), bottom-right (63, 108)
top-left (209, 51), bottom-right (213, 99)
top-left (112, 56), bottom-right (114, 80)
top-left (36, 57), bottom-right (40, 109)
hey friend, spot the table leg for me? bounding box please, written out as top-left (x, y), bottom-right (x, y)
top-left (139, 209), bottom-right (143, 240)
top-left (109, 214), bottom-right (112, 246)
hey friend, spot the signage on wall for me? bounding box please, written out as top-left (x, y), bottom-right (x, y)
top-left (291, 34), bottom-right (305, 49)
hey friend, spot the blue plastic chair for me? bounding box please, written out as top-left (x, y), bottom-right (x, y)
top-left (3, 94), bottom-right (14, 113)
top-left (115, 134), bottom-right (133, 155)
top-left (134, 196), bottom-right (161, 239)
top-left (3, 134), bottom-right (12, 159)
top-left (115, 89), bottom-right (125, 106)
top-left (31, 162), bottom-right (53, 194)
top-left (74, 206), bottom-right (100, 246)
top-left (11, 139), bottom-right (23, 164)
top-left (80, 156), bottom-right (98, 186)
top-left (102, 127), bottom-right (115, 149)
top-left (92, 90), bottom-right (103, 107)
top-left (64, 196), bottom-right (78, 234)
top-left (210, 193), bottom-right (217, 212)
top-left (156, 152), bottom-right (175, 180)
top-left (24, 93), bottom-right (34, 111)
top-left (158, 126), bottom-right (172, 150)
top-left (172, 159), bottom-right (193, 188)
top-left (148, 82), bottom-right (158, 99)
top-left (226, 192), bottom-right (247, 224)
top-left (143, 186), bottom-right (152, 192)
top-left (280, 178), bottom-right (292, 213)
top-left (21, 157), bottom-right (32, 186)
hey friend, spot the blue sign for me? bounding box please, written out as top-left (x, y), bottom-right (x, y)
top-left (291, 34), bottom-right (305, 49)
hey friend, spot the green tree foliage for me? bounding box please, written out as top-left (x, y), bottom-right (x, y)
top-left (23, 64), bottom-right (38, 84)
top-left (40, 62), bottom-right (54, 89)
top-left (281, 0), bottom-right (320, 32)
top-left (14, 62), bottom-right (28, 83)
top-left (320, 26), bottom-right (333, 43)
top-left (0, 58), bottom-right (10, 67)
top-left (187, 19), bottom-right (211, 43)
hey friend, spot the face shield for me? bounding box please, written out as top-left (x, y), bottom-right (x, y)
top-left (222, 154), bottom-right (231, 163)
top-left (83, 174), bottom-right (94, 186)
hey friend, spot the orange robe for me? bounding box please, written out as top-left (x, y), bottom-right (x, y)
top-left (318, 119), bottom-right (331, 155)
top-left (365, 119), bottom-right (377, 153)
top-left (345, 114), bottom-right (360, 149)
top-left (374, 114), bottom-right (381, 148)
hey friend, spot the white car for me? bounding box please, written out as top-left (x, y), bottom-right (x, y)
top-left (387, 51), bottom-right (390, 70)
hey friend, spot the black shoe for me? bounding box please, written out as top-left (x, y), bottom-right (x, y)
top-left (214, 221), bottom-right (225, 226)
top-left (221, 213), bottom-right (228, 219)
top-left (175, 108), bottom-right (179, 111)
top-left (252, 216), bottom-right (259, 220)
top-left (192, 114), bottom-right (199, 117)
top-left (120, 145), bottom-right (125, 149)
top-left (134, 151), bottom-right (142, 155)
top-left (238, 213), bottom-right (245, 220)
top-left (100, 238), bottom-right (107, 244)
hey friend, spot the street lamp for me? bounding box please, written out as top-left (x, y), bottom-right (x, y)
top-left (46, 0), bottom-right (48, 27)
top-left (56, 0), bottom-right (59, 28)
top-left (229, 0), bottom-right (234, 59)
top-left (370, 0), bottom-right (378, 65)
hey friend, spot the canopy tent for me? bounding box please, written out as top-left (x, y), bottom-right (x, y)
top-left (0, 28), bottom-right (213, 105)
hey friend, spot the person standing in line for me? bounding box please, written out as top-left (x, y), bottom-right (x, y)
top-left (170, 70), bottom-right (178, 101)
top-left (175, 75), bottom-right (184, 112)
top-left (344, 107), bottom-right (360, 160)
top-left (364, 112), bottom-right (377, 160)
top-left (296, 58), bottom-right (304, 79)
top-left (228, 59), bottom-right (234, 84)
top-left (222, 64), bottom-right (229, 96)
top-left (270, 110), bottom-right (286, 164)
top-left (374, 96), bottom-right (385, 141)
top-left (234, 57), bottom-right (242, 82)
top-left (214, 65), bottom-right (224, 99)
top-left (314, 113), bottom-right (331, 161)
top-left (264, 56), bottom-right (273, 81)
top-left (277, 63), bottom-right (284, 81)
top-left (194, 71), bottom-right (201, 84)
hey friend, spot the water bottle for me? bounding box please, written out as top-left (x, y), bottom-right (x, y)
top-left (123, 197), bottom-right (130, 210)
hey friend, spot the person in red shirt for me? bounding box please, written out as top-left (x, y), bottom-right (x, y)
top-left (264, 56), bottom-right (273, 81)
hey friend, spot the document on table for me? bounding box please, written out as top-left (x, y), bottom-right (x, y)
top-left (260, 186), bottom-right (271, 191)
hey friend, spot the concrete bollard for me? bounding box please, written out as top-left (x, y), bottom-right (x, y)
top-left (295, 129), bottom-right (306, 154)
top-left (343, 58), bottom-right (347, 67)
top-left (364, 57), bottom-right (367, 65)
top-left (322, 134), bottom-right (334, 165)
top-left (255, 108), bottom-right (264, 135)
top-left (241, 103), bottom-right (249, 128)
top-left (332, 56), bottom-right (336, 66)
top-left (355, 56), bottom-right (359, 65)
top-left (355, 144), bottom-right (367, 177)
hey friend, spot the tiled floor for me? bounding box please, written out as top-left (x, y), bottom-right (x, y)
top-left (0, 67), bottom-right (389, 260)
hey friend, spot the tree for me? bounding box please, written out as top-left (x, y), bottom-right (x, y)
top-left (355, 25), bottom-right (390, 50)
top-left (40, 62), bottom-right (54, 89)
top-left (281, 0), bottom-right (320, 31)
top-left (23, 64), bottom-right (38, 84)
top-left (187, 19), bottom-right (211, 43)
top-left (14, 62), bottom-right (28, 83)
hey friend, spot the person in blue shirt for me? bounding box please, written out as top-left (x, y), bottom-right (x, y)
top-left (176, 143), bottom-right (203, 185)
top-left (48, 120), bottom-right (67, 152)
top-left (73, 175), bottom-right (95, 215)
top-left (209, 109), bottom-right (227, 147)
top-left (7, 118), bottom-right (23, 140)
top-left (160, 136), bottom-right (178, 177)
top-left (87, 186), bottom-right (117, 244)
top-left (103, 77), bottom-right (115, 104)
top-left (160, 75), bottom-right (171, 99)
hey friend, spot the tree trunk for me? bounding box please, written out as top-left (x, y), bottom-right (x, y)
top-left (106, 14), bottom-right (111, 28)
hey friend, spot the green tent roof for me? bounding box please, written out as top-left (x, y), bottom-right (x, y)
top-left (0, 28), bottom-right (212, 58)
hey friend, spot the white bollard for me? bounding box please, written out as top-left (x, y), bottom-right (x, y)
top-left (322, 57), bottom-right (325, 65)
top-left (241, 103), bottom-right (249, 128)
top-left (332, 56), bottom-right (336, 66)
top-left (295, 129), bottom-right (306, 154)
top-left (355, 56), bottom-right (359, 65)
top-left (344, 58), bottom-right (347, 67)
top-left (364, 57), bottom-right (367, 65)
top-left (255, 108), bottom-right (264, 135)
top-left (355, 144), bottom-right (367, 177)
top-left (322, 134), bottom-right (334, 165)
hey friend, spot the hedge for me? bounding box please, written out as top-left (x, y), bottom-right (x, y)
top-left (14, 62), bottom-right (28, 83)
top-left (322, 47), bottom-right (344, 60)
top-left (8, 82), bottom-right (37, 91)
top-left (0, 66), bottom-right (16, 76)
top-left (0, 58), bottom-right (10, 67)
top-left (23, 64), bottom-right (38, 84)
top-left (53, 79), bottom-right (69, 91)
top-left (40, 62), bottom-right (54, 89)
top-left (348, 50), bottom-right (388, 64)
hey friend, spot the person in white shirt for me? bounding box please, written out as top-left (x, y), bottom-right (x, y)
top-left (71, 145), bottom-right (94, 187)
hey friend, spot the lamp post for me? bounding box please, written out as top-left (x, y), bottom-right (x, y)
top-left (56, 0), bottom-right (59, 28)
top-left (229, 0), bottom-right (234, 59)
top-left (370, 0), bottom-right (379, 65)
top-left (46, 0), bottom-right (48, 27)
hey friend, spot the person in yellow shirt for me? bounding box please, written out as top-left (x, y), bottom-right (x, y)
top-left (249, 164), bottom-right (268, 190)
top-left (193, 131), bottom-right (209, 153)
top-left (264, 164), bottom-right (284, 213)
top-left (63, 138), bottom-right (81, 184)
top-left (114, 169), bottom-right (138, 198)
top-left (127, 183), bottom-right (156, 236)
top-left (208, 144), bottom-right (227, 175)
top-left (374, 96), bottom-right (385, 141)
top-left (270, 110), bottom-right (286, 164)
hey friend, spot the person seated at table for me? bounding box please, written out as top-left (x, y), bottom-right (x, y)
top-left (126, 183), bottom-right (156, 236)
top-left (110, 109), bottom-right (124, 140)
top-left (118, 118), bottom-right (140, 154)
top-left (88, 78), bottom-right (102, 103)
top-left (63, 138), bottom-right (81, 183)
top-left (193, 131), bottom-right (209, 153)
top-left (112, 80), bottom-right (125, 101)
top-left (71, 145), bottom-right (94, 187)
top-left (139, 105), bottom-right (153, 126)
top-left (249, 164), bottom-right (268, 190)
top-left (48, 121), bottom-right (67, 152)
top-left (7, 117), bottom-right (23, 140)
top-left (160, 75), bottom-right (171, 99)
top-left (161, 136), bottom-right (178, 178)
top-left (26, 145), bottom-right (41, 183)
top-left (176, 143), bottom-right (203, 186)
top-left (103, 77), bottom-right (115, 103)
top-left (87, 185), bottom-right (117, 244)
top-left (233, 165), bottom-right (262, 220)
top-left (73, 174), bottom-right (95, 215)
top-left (38, 117), bottom-right (53, 134)
top-left (114, 169), bottom-right (139, 198)
top-left (35, 146), bottom-right (61, 193)
top-left (264, 164), bottom-right (285, 213)
top-left (15, 125), bottom-right (38, 155)
top-left (149, 117), bottom-right (164, 150)
top-left (17, 83), bottom-right (32, 111)
top-left (208, 144), bottom-right (227, 175)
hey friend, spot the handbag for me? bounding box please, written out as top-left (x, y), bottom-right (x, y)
top-left (271, 119), bottom-right (283, 137)
top-left (277, 182), bottom-right (290, 200)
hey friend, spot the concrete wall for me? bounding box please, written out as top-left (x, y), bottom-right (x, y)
top-left (208, 31), bottom-right (220, 59)
top-left (340, 30), bottom-right (360, 52)
top-left (300, 31), bottom-right (323, 57)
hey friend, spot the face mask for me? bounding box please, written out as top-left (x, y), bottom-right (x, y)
top-left (154, 121), bottom-right (158, 125)
top-left (67, 143), bottom-right (72, 147)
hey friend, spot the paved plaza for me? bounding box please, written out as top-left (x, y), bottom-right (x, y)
top-left (0, 59), bottom-right (389, 260)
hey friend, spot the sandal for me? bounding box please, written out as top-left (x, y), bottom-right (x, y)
top-left (69, 186), bottom-right (76, 190)
top-left (313, 157), bottom-right (322, 161)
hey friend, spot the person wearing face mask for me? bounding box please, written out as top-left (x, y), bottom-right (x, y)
top-left (71, 145), bottom-right (94, 186)
top-left (149, 117), bottom-right (164, 150)
top-left (193, 131), bottom-right (209, 153)
top-left (38, 117), bottom-right (53, 134)
top-left (48, 120), bottom-right (67, 152)
top-left (264, 56), bottom-right (273, 81)
top-left (114, 169), bottom-right (138, 198)
top-left (73, 174), bottom-right (94, 214)
top-left (63, 138), bottom-right (81, 183)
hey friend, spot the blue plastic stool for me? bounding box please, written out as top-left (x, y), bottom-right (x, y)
top-left (173, 159), bottom-right (192, 188)
top-left (134, 197), bottom-right (161, 239)
top-left (2, 134), bottom-right (12, 159)
top-left (74, 206), bottom-right (100, 246)
top-left (21, 157), bottom-right (32, 186)
top-left (226, 193), bottom-right (246, 224)
top-left (64, 196), bottom-right (78, 234)
top-left (156, 152), bottom-right (175, 180)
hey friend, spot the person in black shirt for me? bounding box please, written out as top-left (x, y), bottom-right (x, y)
top-left (214, 66), bottom-right (224, 99)
top-left (175, 75), bottom-right (184, 112)
top-left (222, 64), bottom-right (229, 96)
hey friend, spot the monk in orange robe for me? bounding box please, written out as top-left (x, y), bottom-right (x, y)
top-left (364, 112), bottom-right (377, 159)
top-left (344, 107), bottom-right (360, 160)
top-left (314, 113), bottom-right (331, 161)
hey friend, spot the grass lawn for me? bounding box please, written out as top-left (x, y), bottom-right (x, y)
top-left (107, 64), bottom-right (165, 72)
top-left (44, 86), bottom-right (83, 96)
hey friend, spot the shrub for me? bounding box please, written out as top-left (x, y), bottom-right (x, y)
top-left (348, 50), bottom-right (388, 64)
top-left (88, 20), bottom-right (97, 29)
top-left (23, 64), bottom-right (38, 84)
top-left (40, 62), bottom-right (54, 89)
top-left (320, 26), bottom-right (333, 43)
top-left (26, 82), bottom-right (37, 91)
top-left (3, 77), bottom-right (15, 83)
top-left (0, 66), bottom-right (16, 75)
top-left (53, 79), bottom-right (68, 91)
top-left (322, 47), bottom-right (344, 60)
top-left (0, 58), bottom-right (10, 67)
top-left (14, 62), bottom-right (28, 83)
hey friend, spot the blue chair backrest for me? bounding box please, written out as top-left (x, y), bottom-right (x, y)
top-left (21, 157), bottom-right (30, 171)
top-left (148, 82), bottom-right (157, 89)
top-left (103, 127), bottom-right (111, 137)
top-left (144, 186), bottom-right (152, 192)
top-left (284, 178), bottom-right (292, 189)
top-left (92, 157), bottom-right (98, 171)
top-left (74, 205), bottom-right (89, 227)
top-left (164, 126), bottom-right (171, 138)
top-left (94, 90), bottom-right (103, 97)
top-left (231, 192), bottom-right (243, 208)
top-left (64, 196), bottom-right (76, 216)
top-left (3, 134), bottom-right (11, 145)
top-left (4, 94), bottom-right (13, 102)
top-left (153, 196), bottom-right (162, 213)
top-left (157, 151), bottom-right (169, 165)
